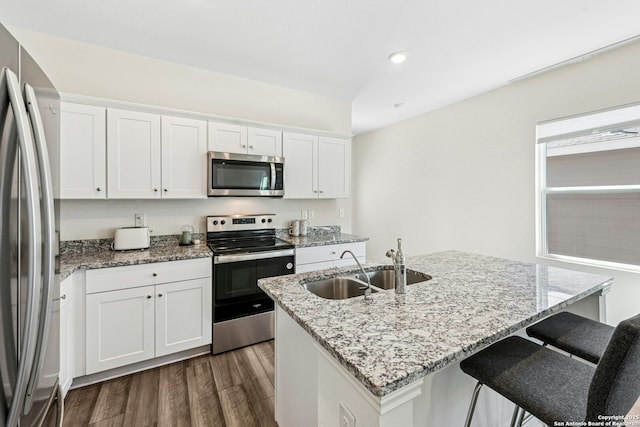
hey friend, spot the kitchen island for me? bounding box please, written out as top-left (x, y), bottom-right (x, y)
top-left (258, 250), bottom-right (613, 427)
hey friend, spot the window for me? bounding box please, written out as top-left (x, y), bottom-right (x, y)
top-left (536, 102), bottom-right (640, 271)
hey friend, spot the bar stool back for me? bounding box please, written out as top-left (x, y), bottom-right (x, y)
top-left (460, 313), bottom-right (640, 427)
top-left (586, 313), bottom-right (640, 420)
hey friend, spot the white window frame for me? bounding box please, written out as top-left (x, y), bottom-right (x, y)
top-left (536, 102), bottom-right (640, 273)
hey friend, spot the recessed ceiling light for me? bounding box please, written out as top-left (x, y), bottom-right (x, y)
top-left (388, 51), bottom-right (408, 64)
top-left (393, 103), bottom-right (405, 109)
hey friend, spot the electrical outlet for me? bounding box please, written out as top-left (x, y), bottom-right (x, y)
top-left (301, 210), bottom-right (308, 220)
top-left (339, 403), bottom-right (356, 427)
top-left (339, 208), bottom-right (345, 218)
top-left (134, 213), bottom-right (146, 227)
top-left (308, 210), bottom-right (315, 220)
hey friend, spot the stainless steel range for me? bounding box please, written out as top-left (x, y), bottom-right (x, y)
top-left (207, 214), bottom-right (295, 354)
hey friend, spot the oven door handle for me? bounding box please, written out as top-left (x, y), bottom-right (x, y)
top-left (214, 249), bottom-right (294, 264)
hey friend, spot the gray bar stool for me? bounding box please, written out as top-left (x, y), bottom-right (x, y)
top-left (459, 313), bottom-right (640, 427)
top-left (526, 311), bottom-right (614, 364)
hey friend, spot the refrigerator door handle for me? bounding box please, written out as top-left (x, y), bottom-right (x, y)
top-left (3, 68), bottom-right (43, 427)
top-left (23, 83), bottom-right (55, 414)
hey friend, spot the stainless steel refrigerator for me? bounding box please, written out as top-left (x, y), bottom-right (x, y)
top-left (0, 23), bottom-right (62, 427)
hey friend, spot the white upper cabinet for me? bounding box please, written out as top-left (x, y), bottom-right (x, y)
top-left (107, 109), bottom-right (207, 199)
top-left (208, 122), bottom-right (247, 154)
top-left (283, 132), bottom-right (317, 199)
top-left (283, 132), bottom-right (351, 199)
top-left (248, 128), bottom-right (282, 156)
top-left (161, 116), bottom-right (207, 199)
top-left (60, 103), bottom-right (106, 199)
top-left (209, 121), bottom-right (282, 157)
top-left (318, 136), bottom-right (351, 198)
top-left (107, 109), bottom-right (162, 199)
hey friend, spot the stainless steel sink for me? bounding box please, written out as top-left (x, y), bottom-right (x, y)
top-left (354, 268), bottom-right (431, 290)
top-left (302, 277), bottom-right (377, 300)
top-left (302, 268), bottom-right (431, 299)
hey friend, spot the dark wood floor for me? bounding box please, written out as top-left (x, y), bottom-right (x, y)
top-left (63, 341), bottom-right (277, 427)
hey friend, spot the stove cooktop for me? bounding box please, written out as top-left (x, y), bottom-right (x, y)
top-left (206, 214), bottom-right (293, 255)
top-left (207, 236), bottom-right (294, 255)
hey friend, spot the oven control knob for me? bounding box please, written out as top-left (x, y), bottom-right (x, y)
top-left (261, 218), bottom-right (266, 223)
top-left (286, 263), bottom-right (293, 270)
top-left (267, 218), bottom-right (273, 223)
top-left (213, 220), bottom-right (218, 225)
top-left (221, 220), bottom-right (226, 225)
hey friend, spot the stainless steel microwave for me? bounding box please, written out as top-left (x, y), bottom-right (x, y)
top-left (208, 151), bottom-right (284, 197)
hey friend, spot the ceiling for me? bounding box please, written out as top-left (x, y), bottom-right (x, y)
top-left (2, 1), bottom-right (640, 135)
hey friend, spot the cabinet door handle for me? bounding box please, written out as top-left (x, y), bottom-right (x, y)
top-left (158, 293), bottom-right (163, 297)
top-left (319, 190), bottom-right (324, 194)
top-left (249, 145), bottom-right (254, 149)
top-left (146, 295), bottom-right (152, 299)
top-left (313, 190), bottom-right (318, 193)
top-left (241, 144), bottom-right (247, 148)
top-left (164, 188), bottom-right (168, 192)
top-left (154, 188), bottom-right (158, 192)
top-left (96, 187), bottom-right (101, 192)
top-left (330, 251), bottom-right (336, 255)
top-left (60, 294), bottom-right (66, 300)
top-left (152, 273), bottom-right (158, 277)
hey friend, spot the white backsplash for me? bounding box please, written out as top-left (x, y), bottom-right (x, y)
top-left (60, 198), bottom-right (352, 241)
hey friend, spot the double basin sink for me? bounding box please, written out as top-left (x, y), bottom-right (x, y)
top-left (302, 267), bottom-right (431, 300)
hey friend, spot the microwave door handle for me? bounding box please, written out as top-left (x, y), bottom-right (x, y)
top-left (23, 83), bottom-right (56, 415)
top-left (4, 67), bottom-right (43, 427)
top-left (270, 163), bottom-right (276, 190)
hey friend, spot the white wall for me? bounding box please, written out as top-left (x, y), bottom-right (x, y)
top-left (353, 39), bottom-right (640, 326)
top-left (8, 27), bottom-right (353, 239)
top-left (10, 27), bottom-right (351, 134)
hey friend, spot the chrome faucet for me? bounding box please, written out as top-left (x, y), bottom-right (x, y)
top-left (340, 250), bottom-right (372, 300)
top-left (385, 238), bottom-right (407, 294)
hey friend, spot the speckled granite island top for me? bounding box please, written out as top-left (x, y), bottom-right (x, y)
top-left (58, 240), bottom-right (212, 280)
top-left (258, 250), bottom-right (613, 398)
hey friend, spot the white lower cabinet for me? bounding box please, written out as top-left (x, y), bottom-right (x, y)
top-left (86, 286), bottom-right (155, 374)
top-left (155, 278), bottom-right (210, 357)
top-left (295, 242), bottom-right (366, 273)
top-left (59, 276), bottom-right (74, 397)
top-left (85, 258), bottom-right (211, 375)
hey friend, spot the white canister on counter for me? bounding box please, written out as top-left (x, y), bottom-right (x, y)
top-left (299, 220), bottom-right (309, 236)
top-left (289, 220), bottom-right (300, 237)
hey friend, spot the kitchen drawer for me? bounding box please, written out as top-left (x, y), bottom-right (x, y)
top-left (295, 260), bottom-right (334, 273)
top-left (86, 257), bottom-right (211, 294)
top-left (295, 242), bottom-right (366, 265)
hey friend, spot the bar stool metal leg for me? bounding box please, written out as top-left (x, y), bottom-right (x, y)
top-left (515, 407), bottom-right (526, 427)
top-left (510, 405), bottom-right (527, 427)
top-left (509, 405), bottom-right (521, 427)
top-left (464, 382), bottom-right (483, 427)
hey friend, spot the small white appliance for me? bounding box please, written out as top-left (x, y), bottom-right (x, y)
top-left (113, 227), bottom-right (150, 250)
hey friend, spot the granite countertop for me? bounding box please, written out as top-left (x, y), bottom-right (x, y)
top-left (57, 227), bottom-right (367, 279)
top-left (279, 232), bottom-right (368, 248)
top-left (277, 226), bottom-right (368, 247)
top-left (258, 250), bottom-right (613, 398)
top-left (58, 237), bottom-right (212, 280)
